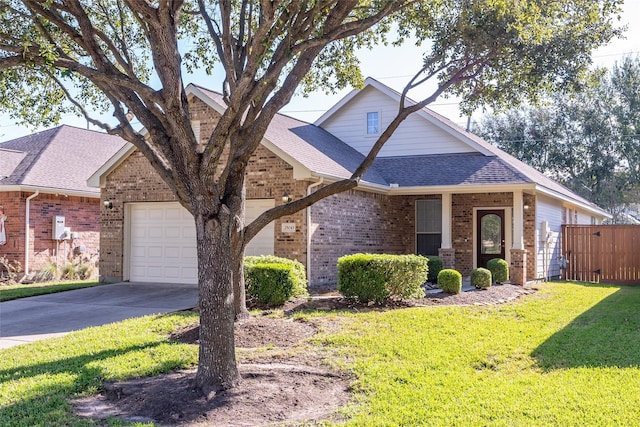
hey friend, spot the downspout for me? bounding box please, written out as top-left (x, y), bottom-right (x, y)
top-left (24, 190), bottom-right (40, 278)
top-left (306, 178), bottom-right (324, 286)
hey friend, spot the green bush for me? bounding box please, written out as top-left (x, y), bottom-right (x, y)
top-left (437, 269), bottom-right (462, 294)
top-left (471, 267), bottom-right (492, 289)
top-left (487, 258), bottom-right (509, 283)
top-left (427, 256), bottom-right (444, 282)
top-left (244, 255), bottom-right (308, 298)
top-left (337, 254), bottom-right (428, 304)
top-left (245, 263), bottom-right (295, 306)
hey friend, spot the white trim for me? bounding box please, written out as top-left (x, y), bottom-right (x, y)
top-left (473, 207), bottom-right (512, 269)
top-left (123, 202), bottom-right (132, 282)
top-left (533, 184), bottom-right (610, 219)
top-left (87, 143), bottom-right (136, 188)
top-left (389, 183), bottom-right (537, 196)
top-left (0, 184), bottom-right (98, 198)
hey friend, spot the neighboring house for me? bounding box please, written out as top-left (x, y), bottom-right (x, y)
top-left (89, 78), bottom-right (610, 287)
top-left (0, 126), bottom-right (127, 276)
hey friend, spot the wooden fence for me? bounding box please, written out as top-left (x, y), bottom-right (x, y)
top-left (562, 225), bottom-right (640, 285)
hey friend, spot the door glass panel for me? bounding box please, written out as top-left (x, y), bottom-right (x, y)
top-left (481, 214), bottom-right (502, 255)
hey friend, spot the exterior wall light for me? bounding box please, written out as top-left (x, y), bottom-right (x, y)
top-left (103, 198), bottom-right (113, 209)
top-left (282, 192), bottom-right (292, 203)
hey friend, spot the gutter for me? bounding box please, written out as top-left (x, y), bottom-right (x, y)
top-left (24, 190), bottom-right (40, 278)
top-left (0, 184), bottom-right (98, 199)
top-left (306, 177), bottom-right (324, 286)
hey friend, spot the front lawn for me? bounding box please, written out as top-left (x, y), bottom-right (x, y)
top-left (323, 281), bottom-right (640, 425)
top-left (0, 280), bottom-right (103, 301)
top-left (1, 281), bottom-right (639, 426)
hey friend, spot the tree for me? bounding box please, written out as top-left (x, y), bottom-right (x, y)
top-left (0, 0), bottom-right (622, 395)
top-left (477, 56), bottom-right (640, 221)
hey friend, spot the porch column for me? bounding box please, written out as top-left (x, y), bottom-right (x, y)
top-left (438, 193), bottom-right (455, 269)
top-left (441, 193), bottom-right (452, 248)
top-left (513, 190), bottom-right (524, 250)
top-left (511, 190), bottom-right (526, 285)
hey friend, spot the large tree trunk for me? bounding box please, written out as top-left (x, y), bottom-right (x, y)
top-left (194, 209), bottom-right (240, 397)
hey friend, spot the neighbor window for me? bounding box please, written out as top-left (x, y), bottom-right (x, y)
top-left (366, 112), bottom-right (379, 134)
top-left (416, 199), bottom-right (442, 256)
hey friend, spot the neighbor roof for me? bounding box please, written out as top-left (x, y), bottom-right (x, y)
top-left (0, 125), bottom-right (127, 195)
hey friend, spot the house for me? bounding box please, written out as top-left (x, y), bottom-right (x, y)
top-left (88, 78), bottom-right (610, 287)
top-left (0, 126), bottom-right (127, 277)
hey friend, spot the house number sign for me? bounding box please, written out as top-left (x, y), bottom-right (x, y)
top-left (281, 223), bottom-right (296, 233)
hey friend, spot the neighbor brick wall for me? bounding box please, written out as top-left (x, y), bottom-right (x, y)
top-left (0, 191), bottom-right (26, 269)
top-left (0, 191), bottom-right (100, 275)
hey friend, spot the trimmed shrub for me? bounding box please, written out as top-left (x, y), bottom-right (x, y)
top-left (427, 256), bottom-right (444, 283)
top-left (437, 269), bottom-right (462, 294)
top-left (487, 258), bottom-right (509, 283)
top-left (471, 267), bottom-right (492, 289)
top-left (337, 254), bottom-right (428, 303)
top-left (244, 255), bottom-right (308, 298)
top-left (245, 263), bottom-right (295, 306)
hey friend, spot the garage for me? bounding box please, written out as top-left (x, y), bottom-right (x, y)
top-left (127, 200), bottom-right (275, 284)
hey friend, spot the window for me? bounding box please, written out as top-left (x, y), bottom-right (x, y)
top-left (416, 199), bottom-right (442, 256)
top-left (366, 112), bottom-right (379, 134)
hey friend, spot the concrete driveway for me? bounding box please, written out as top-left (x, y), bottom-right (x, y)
top-left (0, 282), bottom-right (198, 349)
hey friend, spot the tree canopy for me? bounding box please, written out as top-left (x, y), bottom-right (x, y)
top-left (0, 0), bottom-right (624, 394)
top-left (477, 56), bottom-right (640, 222)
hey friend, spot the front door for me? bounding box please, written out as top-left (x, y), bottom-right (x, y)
top-left (477, 209), bottom-right (505, 268)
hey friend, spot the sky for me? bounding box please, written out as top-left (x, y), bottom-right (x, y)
top-left (0, 1), bottom-right (639, 143)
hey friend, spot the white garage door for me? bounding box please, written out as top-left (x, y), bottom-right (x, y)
top-left (128, 200), bottom-right (274, 284)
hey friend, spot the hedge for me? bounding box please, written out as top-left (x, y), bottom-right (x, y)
top-left (437, 269), bottom-right (462, 294)
top-left (487, 258), bottom-right (509, 283)
top-left (337, 254), bottom-right (428, 303)
top-left (245, 263), bottom-right (295, 306)
top-left (471, 267), bottom-right (492, 289)
top-left (244, 255), bottom-right (308, 298)
top-left (427, 256), bottom-right (444, 283)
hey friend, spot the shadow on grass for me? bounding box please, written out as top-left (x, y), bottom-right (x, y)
top-left (532, 282), bottom-right (640, 370)
top-left (0, 312), bottom-right (198, 425)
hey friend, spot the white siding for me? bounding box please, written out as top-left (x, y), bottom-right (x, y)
top-left (535, 195), bottom-right (564, 280)
top-left (319, 86), bottom-right (475, 157)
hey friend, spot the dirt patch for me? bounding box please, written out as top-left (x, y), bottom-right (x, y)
top-left (74, 364), bottom-right (349, 426)
top-left (72, 283), bottom-right (535, 426)
top-left (171, 316), bottom-right (317, 349)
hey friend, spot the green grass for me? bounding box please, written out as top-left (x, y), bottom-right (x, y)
top-left (1, 281), bottom-right (640, 426)
top-left (0, 312), bottom-right (199, 426)
top-left (317, 281), bottom-right (640, 426)
top-left (0, 280), bottom-right (103, 301)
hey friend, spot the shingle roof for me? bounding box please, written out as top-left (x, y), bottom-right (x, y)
top-left (373, 153), bottom-right (530, 187)
top-left (194, 86), bottom-right (387, 186)
top-left (0, 125), bottom-right (127, 194)
top-left (190, 83), bottom-right (604, 213)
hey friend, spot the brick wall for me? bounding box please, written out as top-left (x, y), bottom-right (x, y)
top-left (309, 189), bottom-right (389, 285)
top-left (0, 191), bottom-right (26, 269)
top-left (100, 146), bottom-right (307, 282)
top-left (451, 192), bottom-right (535, 278)
top-left (0, 191), bottom-right (100, 275)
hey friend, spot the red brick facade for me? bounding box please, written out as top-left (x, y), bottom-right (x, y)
top-left (98, 96), bottom-right (536, 287)
top-left (0, 191), bottom-right (100, 275)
